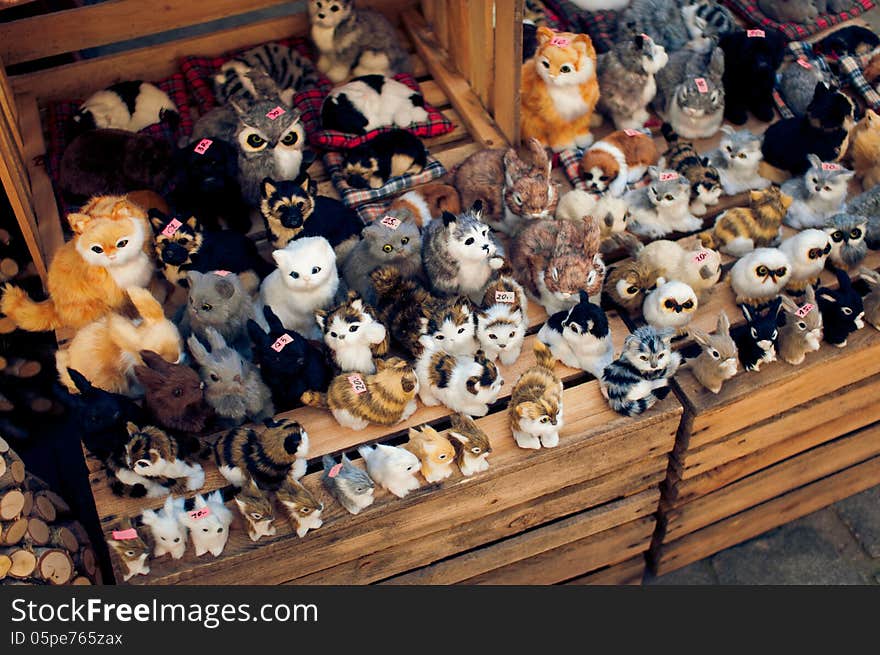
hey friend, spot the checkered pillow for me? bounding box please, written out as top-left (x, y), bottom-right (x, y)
top-left (839, 51), bottom-right (880, 111)
top-left (323, 150), bottom-right (446, 208)
top-left (540, 0), bottom-right (619, 53)
top-left (722, 0), bottom-right (875, 42)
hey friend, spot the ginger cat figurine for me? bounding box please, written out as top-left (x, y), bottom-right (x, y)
top-left (847, 109), bottom-right (880, 191)
top-left (521, 27), bottom-right (600, 152)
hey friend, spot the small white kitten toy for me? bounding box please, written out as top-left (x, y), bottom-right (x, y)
top-left (357, 443), bottom-right (421, 498)
top-left (140, 495), bottom-right (187, 560)
top-left (178, 491), bottom-right (233, 557)
top-left (537, 290), bottom-right (614, 378)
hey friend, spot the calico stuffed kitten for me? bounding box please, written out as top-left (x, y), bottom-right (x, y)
top-left (781, 156), bottom-right (853, 229)
top-left (730, 247), bottom-right (792, 306)
top-left (259, 237), bottom-right (340, 340)
top-left (322, 453), bottom-right (375, 515)
top-left (699, 186), bottom-right (791, 256)
top-left (660, 123), bottom-right (722, 215)
top-left (846, 109), bottom-right (880, 191)
top-left (422, 202), bottom-right (505, 302)
top-left (275, 477), bottom-right (324, 537)
top-left (316, 291), bottom-right (389, 374)
top-left (357, 443), bottom-right (421, 498)
top-left (625, 168), bottom-right (701, 238)
top-left (371, 266), bottom-right (440, 358)
top-left (342, 129), bottom-right (426, 189)
top-left (520, 27), bottom-right (600, 151)
top-left (214, 417), bottom-right (309, 489)
top-left (601, 325), bottom-right (680, 417)
top-left (321, 75), bottom-right (428, 134)
top-left (107, 520), bottom-right (150, 581)
top-left (134, 350), bottom-right (212, 434)
top-left (704, 126), bottom-right (770, 195)
top-left (509, 341), bottom-right (564, 449)
top-left (447, 413), bottom-right (492, 476)
top-left (176, 271), bottom-right (255, 358)
top-left (579, 129), bottom-right (659, 197)
top-left (779, 229), bottom-right (832, 294)
top-left (653, 45), bottom-right (725, 140)
top-left (736, 299), bottom-right (781, 372)
top-left (817, 268), bottom-right (865, 348)
top-left (415, 347), bottom-right (503, 417)
top-left (719, 28), bottom-right (785, 125)
top-left (477, 275), bottom-right (528, 366)
top-left (73, 81), bottom-right (178, 133)
top-left (824, 212), bottom-right (868, 273)
top-left (341, 214), bottom-right (422, 304)
top-left (233, 479), bottom-right (277, 542)
top-left (419, 295), bottom-right (479, 357)
top-left (403, 425), bottom-right (456, 483)
top-left (260, 174), bottom-right (363, 250)
top-left (537, 291), bottom-right (613, 378)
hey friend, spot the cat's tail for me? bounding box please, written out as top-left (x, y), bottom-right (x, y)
top-left (0, 284), bottom-right (63, 332)
top-left (300, 390), bottom-right (329, 409)
top-left (533, 340), bottom-right (556, 371)
top-left (370, 266), bottom-right (404, 300)
top-left (697, 229), bottom-right (718, 250)
top-left (660, 122), bottom-right (679, 143)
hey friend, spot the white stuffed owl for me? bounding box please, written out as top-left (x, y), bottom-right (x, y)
top-left (642, 277), bottom-right (698, 329)
top-left (730, 247), bottom-right (792, 305)
top-left (779, 228), bottom-right (831, 290)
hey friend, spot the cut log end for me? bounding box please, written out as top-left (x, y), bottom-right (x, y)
top-left (0, 553), bottom-right (10, 579)
top-left (26, 517), bottom-right (49, 546)
top-left (2, 549), bottom-right (37, 579)
top-left (71, 576), bottom-right (92, 585)
top-left (0, 517), bottom-right (28, 545)
top-left (0, 489), bottom-right (26, 520)
top-left (35, 548), bottom-right (73, 585)
top-left (32, 493), bottom-right (56, 522)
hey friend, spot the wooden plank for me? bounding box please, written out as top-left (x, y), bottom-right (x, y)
top-left (663, 423), bottom-right (880, 541)
top-left (0, 57), bottom-right (21, 149)
top-left (653, 454), bottom-right (880, 576)
top-left (382, 488), bottom-right (659, 584)
top-left (461, 516), bottom-right (656, 585)
top-left (493, 0), bottom-right (522, 144)
top-left (444, 1), bottom-right (470, 83)
top-left (563, 556), bottom-right (646, 585)
top-left (466, 1), bottom-right (495, 110)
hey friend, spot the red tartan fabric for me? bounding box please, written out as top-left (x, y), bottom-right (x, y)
top-left (721, 0), bottom-right (875, 42)
top-left (540, 0), bottom-right (619, 53)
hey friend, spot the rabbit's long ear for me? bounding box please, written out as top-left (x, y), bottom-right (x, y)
top-left (804, 285), bottom-right (817, 304)
top-left (689, 328), bottom-right (710, 348)
top-left (187, 334), bottom-right (209, 365)
top-left (779, 295), bottom-right (799, 314)
top-left (717, 311), bottom-right (731, 336)
top-left (205, 327), bottom-right (228, 352)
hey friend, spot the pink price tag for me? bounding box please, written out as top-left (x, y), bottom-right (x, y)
top-left (328, 463), bottom-right (343, 478)
top-left (212, 270), bottom-right (231, 277)
top-left (266, 106), bottom-right (286, 120)
top-left (380, 215), bottom-right (401, 230)
top-left (797, 58), bottom-right (813, 70)
top-left (692, 250), bottom-right (709, 264)
top-left (623, 129), bottom-right (642, 137)
top-left (821, 162), bottom-right (841, 171)
top-left (550, 35), bottom-right (570, 47)
top-left (495, 291), bottom-right (516, 303)
top-left (188, 507), bottom-right (211, 521)
top-left (658, 171), bottom-right (679, 181)
top-left (194, 138), bottom-right (213, 155)
top-left (271, 334), bottom-right (294, 352)
top-left (747, 29), bottom-right (765, 38)
top-left (112, 528), bottom-right (138, 541)
top-left (694, 77), bottom-right (709, 94)
top-left (161, 218), bottom-right (183, 237)
top-left (347, 374), bottom-right (367, 394)
top-left (795, 303), bottom-right (815, 318)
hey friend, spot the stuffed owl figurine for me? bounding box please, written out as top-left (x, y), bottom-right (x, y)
top-left (642, 277), bottom-right (698, 330)
top-left (730, 247), bottom-right (792, 306)
top-left (824, 212), bottom-right (869, 273)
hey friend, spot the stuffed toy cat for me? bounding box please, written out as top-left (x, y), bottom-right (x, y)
top-left (322, 453), bottom-right (375, 515)
top-left (418, 294), bottom-right (479, 357)
top-left (778, 59), bottom-right (824, 119)
top-left (321, 75), bottom-right (428, 134)
top-left (178, 491), bottom-right (233, 558)
top-left (403, 425), bottom-right (456, 483)
top-left (699, 186), bottom-right (792, 256)
top-left (214, 43), bottom-right (320, 108)
top-left (176, 270), bottom-right (256, 359)
top-left (824, 212), bottom-right (868, 273)
top-left (625, 168), bottom-right (701, 238)
top-left (653, 45), bottom-right (725, 139)
top-left (72, 81), bottom-right (178, 133)
top-left (537, 290), bottom-right (613, 378)
top-left (847, 109), bottom-right (880, 191)
top-left (729, 247), bottom-right (792, 306)
top-left (107, 520), bottom-right (150, 581)
top-left (509, 341), bottom-right (564, 449)
top-left (232, 479), bottom-right (277, 542)
top-left (781, 156), bottom-right (853, 229)
top-left (141, 496), bottom-right (188, 558)
top-left (414, 346), bottom-right (503, 417)
top-left (357, 443), bottom-right (421, 498)
top-left (1, 195), bottom-right (153, 332)
top-left (371, 266), bottom-right (441, 358)
top-left (779, 229), bottom-right (832, 294)
top-left (341, 129), bottom-right (427, 189)
top-left (719, 28), bottom-right (785, 125)
top-left (275, 477), bottom-right (324, 537)
top-left (817, 268), bottom-right (865, 348)
top-left (736, 299), bottom-right (782, 371)
top-left (214, 416), bottom-right (309, 489)
top-left (447, 413), bottom-right (492, 476)
top-left (260, 174), bottom-right (363, 250)
top-left (56, 288), bottom-right (182, 397)
top-left (521, 27), bottom-right (600, 152)
top-left (659, 123), bottom-right (722, 215)
top-left (308, 0), bottom-right (411, 82)
top-left (134, 350), bottom-right (213, 434)
top-left (704, 126), bottom-right (770, 195)
top-left (579, 129), bottom-right (659, 197)
top-left (452, 138), bottom-right (558, 235)
top-left (846, 187), bottom-right (880, 249)
top-left (59, 129), bottom-right (172, 200)
top-left (476, 275), bottom-right (528, 366)
top-left (316, 290), bottom-right (389, 374)
top-left (621, 0), bottom-right (731, 53)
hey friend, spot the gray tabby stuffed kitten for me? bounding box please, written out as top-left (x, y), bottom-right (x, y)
top-left (778, 59), bottom-right (823, 118)
top-left (653, 44), bottom-right (724, 139)
top-left (308, 0), bottom-right (410, 83)
top-left (176, 271), bottom-right (256, 359)
top-left (621, 0), bottom-right (693, 52)
top-left (341, 216), bottom-right (422, 305)
top-left (682, 1), bottom-right (736, 46)
top-left (704, 126), bottom-right (769, 195)
top-left (321, 453), bottom-right (375, 515)
top-left (625, 168), bottom-right (700, 238)
top-left (214, 43), bottom-right (320, 108)
top-left (781, 155), bottom-right (854, 229)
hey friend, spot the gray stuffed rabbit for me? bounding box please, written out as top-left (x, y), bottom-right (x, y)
top-left (687, 311), bottom-right (738, 394)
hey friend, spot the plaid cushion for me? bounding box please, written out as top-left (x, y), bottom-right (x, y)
top-left (840, 51), bottom-right (880, 111)
top-left (541, 0), bottom-right (619, 53)
top-left (525, 0), bottom-right (566, 29)
top-left (309, 73), bottom-right (454, 150)
top-left (722, 0), bottom-right (875, 42)
top-left (323, 150), bottom-right (446, 208)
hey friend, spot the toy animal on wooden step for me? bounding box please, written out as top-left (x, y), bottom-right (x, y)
top-left (735, 299), bottom-right (782, 372)
top-left (659, 123), bottom-right (722, 216)
top-left (322, 454), bottom-right (375, 515)
top-left (107, 519), bottom-right (150, 581)
top-left (729, 248), bottom-right (792, 307)
top-left (859, 268), bottom-right (880, 330)
top-left (414, 347), bottom-right (503, 417)
top-left (778, 229), bottom-right (831, 296)
top-left (817, 269), bottom-right (865, 348)
top-left (642, 277), bottom-right (698, 331)
top-left (214, 417), bottom-right (309, 489)
top-left (404, 425), bottom-right (456, 483)
top-left (447, 413), bottom-right (492, 476)
top-left (476, 275), bottom-right (528, 366)
top-left (109, 422), bottom-right (204, 497)
top-left (624, 168), bottom-right (700, 238)
top-left (419, 295), bottom-right (480, 357)
top-left (357, 443), bottom-right (421, 498)
top-left (140, 495), bottom-right (187, 559)
top-left (316, 290), bottom-right (389, 374)
top-left (823, 212), bottom-right (868, 274)
top-left (555, 190), bottom-right (629, 244)
top-left (178, 491), bottom-right (233, 558)
top-left (603, 256), bottom-right (662, 315)
top-left (634, 239), bottom-right (721, 301)
top-left (699, 187), bottom-right (791, 257)
top-left (234, 479), bottom-right (277, 542)
top-left (703, 126), bottom-right (769, 196)
top-left (134, 350), bottom-right (213, 434)
top-left (276, 476), bottom-right (324, 537)
top-left (509, 342), bottom-right (564, 449)
top-left (579, 129), bottom-right (659, 197)
top-left (778, 289), bottom-right (823, 366)
top-left (780, 156), bottom-right (852, 230)
top-left (537, 290), bottom-right (613, 378)
top-left (687, 311), bottom-right (738, 394)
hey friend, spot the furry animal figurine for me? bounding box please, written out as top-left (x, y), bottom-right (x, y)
top-left (704, 126), bottom-right (770, 195)
top-left (568, 0), bottom-right (631, 8)
top-left (107, 520), bottom-right (150, 581)
top-left (824, 212), bottom-right (868, 273)
top-left (814, 24), bottom-right (880, 59)
top-left (719, 28), bottom-right (785, 125)
top-left (537, 291), bottom-right (613, 378)
top-left (757, 0), bottom-right (822, 23)
top-left (778, 290), bottom-right (823, 365)
top-left (302, 356), bottom-right (419, 429)
top-left (859, 268), bottom-right (880, 330)
top-left (681, 1), bottom-right (737, 45)
top-left (580, 129), bottom-right (659, 196)
top-left (321, 75), bottom-right (428, 133)
top-left (178, 491), bottom-right (233, 558)
top-left (643, 277), bottom-right (699, 330)
top-left (275, 477), bottom-right (324, 537)
top-left (260, 174), bottom-right (363, 250)
top-left (762, 83), bottom-right (855, 175)
top-left (699, 187), bottom-right (791, 256)
top-left (134, 350), bottom-right (212, 435)
top-left (520, 27), bottom-right (600, 151)
top-left (357, 443), bottom-right (421, 498)
top-left (149, 211), bottom-right (271, 288)
top-left (308, 0), bottom-right (410, 82)
top-left (779, 229), bottom-right (832, 295)
top-left (688, 311), bottom-right (738, 394)
top-left (601, 325), bottom-right (681, 416)
top-left (214, 43), bottom-right (320, 108)
top-left (177, 271), bottom-right (255, 358)
top-left (403, 425), bottom-right (456, 483)
top-left (659, 123), bottom-right (722, 216)
top-left (846, 187), bottom-right (880, 249)
top-left (56, 288), bottom-right (182, 397)
top-left (1, 196), bottom-right (152, 332)
top-left (73, 81), bottom-right (178, 133)
top-left (817, 268), bottom-right (865, 347)
top-left (778, 58), bottom-right (823, 119)
top-left (452, 138), bottom-right (558, 236)
top-left (730, 247), bottom-right (792, 306)
top-left (736, 299), bottom-right (782, 371)
top-left (248, 306), bottom-right (331, 410)
top-left (625, 168), bottom-right (701, 238)
top-left (141, 496), bottom-right (187, 559)
top-left (260, 236), bottom-right (340, 340)
top-left (781, 157), bottom-right (853, 229)
top-left (476, 275), bottom-right (528, 366)
top-left (622, 0), bottom-right (733, 52)
top-left (510, 217), bottom-right (605, 314)
top-left (60, 129), bottom-right (172, 199)
top-left (447, 413), bottom-right (492, 476)
top-left (390, 183), bottom-right (462, 226)
top-left (419, 295), bottom-right (479, 357)
top-left (341, 214), bottom-right (422, 304)
top-left (214, 417), bottom-right (309, 488)
top-left (414, 347), bottom-right (503, 417)
top-left (316, 291), bottom-right (389, 374)
top-left (233, 479), bottom-right (277, 542)
top-left (604, 257), bottom-right (662, 314)
top-left (188, 328), bottom-right (274, 426)
top-left (635, 239), bottom-right (722, 301)
top-left (322, 453), bottom-right (375, 515)
top-left (653, 45), bottom-right (725, 139)
top-left (422, 202), bottom-right (505, 302)
top-left (508, 341), bottom-right (564, 449)
top-left (597, 28), bottom-right (669, 130)
top-left (370, 266), bottom-right (440, 358)
top-left (556, 190), bottom-right (629, 242)
top-left (341, 129), bottom-right (426, 189)
top-left (847, 109), bottom-right (880, 191)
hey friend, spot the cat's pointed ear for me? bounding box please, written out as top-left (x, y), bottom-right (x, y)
top-left (261, 178), bottom-right (277, 200)
top-left (720, 125), bottom-right (736, 137)
top-left (749, 190), bottom-right (761, 202)
top-left (647, 166), bottom-right (660, 179)
top-left (187, 334), bottom-right (210, 365)
top-left (67, 212), bottom-right (91, 235)
top-left (807, 153), bottom-right (822, 169)
top-left (66, 368), bottom-right (93, 394)
top-left (271, 249), bottom-right (289, 269)
top-left (536, 26), bottom-right (555, 46)
top-left (185, 215), bottom-right (200, 231)
top-left (315, 309), bottom-right (327, 330)
top-left (297, 174), bottom-right (311, 193)
top-left (263, 305), bottom-right (285, 334)
top-left (187, 271), bottom-right (203, 287)
top-left (441, 211), bottom-right (457, 227)
top-left (573, 33), bottom-right (594, 55)
top-left (148, 209), bottom-right (168, 232)
top-left (470, 200), bottom-right (483, 216)
top-left (740, 304), bottom-right (754, 323)
top-left (126, 421), bottom-right (139, 436)
top-left (214, 277), bottom-right (235, 300)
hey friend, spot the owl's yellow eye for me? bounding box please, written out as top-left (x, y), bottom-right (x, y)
top-left (246, 133), bottom-right (266, 148)
top-left (756, 265), bottom-right (769, 276)
top-left (281, 131), bottom-right (299, 146)
top-left (382, 244), bottom-right (393, 253)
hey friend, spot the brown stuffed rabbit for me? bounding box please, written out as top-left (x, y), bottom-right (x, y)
top-left (688, 311), bottom-right (738, 394)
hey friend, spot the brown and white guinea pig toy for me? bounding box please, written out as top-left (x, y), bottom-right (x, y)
top-left (579, 129), bottom-right (659, 197)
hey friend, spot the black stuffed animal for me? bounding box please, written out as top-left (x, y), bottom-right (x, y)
top-left (817, 268), bottom-right (865, 347)
top-left (342, 129), bottom-right (427, 189)
top-left (761, 83), bottom-right (855, 175)
top-left (720, 28), bottom-right (785, 125)
top-left (148, 209), bottom-right (272, 288)
top-left (246, 306), bottom-right (332, 411)
top-left (734, 298), bottom-right (782, 372)
top-left (814, 26), bottom-right (880, 61)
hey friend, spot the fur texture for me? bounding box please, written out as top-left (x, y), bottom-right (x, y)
top-left (134, 350), bottom-right (212, 434)
top-left (321, 453), bottom-right (375, 514)
top-left (653, 45), bottom-right (725, 139)
top-left (214, 417), bottom-right (309, 489)
top-left (556, 190), bottom-right (630, 242)
top-left (847, 109), bottom-right (880, 191)
top-left (275, 477), bottom-right (324, 537)
top-left (603, 256), bottom-right (662, 314)
top-left (233, 479), bottom-right (277, 542)
top-left (782, 156), bottom-right (853, 229)
top-left (778, 58), bottom-right (824, 118)
top-left (403, 425), bottom-right (456, 483)
top-left (341, 129), bottom-right (426, 189)
top-left (779, 228), bottom-right (832, 294)
top-left (537, 290), bottom-right (613, 377)
top-left (178, 491), bottom-right (233, 557)
top-left (357, 443), bottom-right (421, 498)
top-left (736, 299), bottom-right (782, 371)
top-left (719, 28), bottom-right (785, 125)
top-left (625, 167), bottom-right (701, 238)
top-left (107, 520), bottom-right (150, 581)
top-left (688, 311), bottom-right (738, 393)
top-left (660, 123), bottom-right (722, 215)
top-left (371, 266), bottom-right (440, 358)
top-left (509, 341), bottom-right (563, 449)
top-left (778, 289), bottom-right (823, 365)
top-left (580, 129), bottom-right (659, 196)
top-left (141, 496), bottom-right (188, 559)
top-left (215, 43), bottom-right (320, 107)
top-left (447, 413), bottom-right (492, 476)
top-left (477, 275), bottom-right (528, 366)
top-left (419, 295), bottom-right (479, 357)
top-left (699, 187), bottom-right (791, 256)
top-left (704, 126), bottom-right (770, 195)
top-left (635, 238), bottom-right (722, 301)
top-left (643, 277), bottom-right (698, 330)
top-left (730, 247), bottom-right (792, 306)
top-left (316, 290), bottom-right (389, 374)
top-left (73, 81), bottom-right (177, 133)
top-left (817, 268), bottom-right (865, 347)
top-left (415, 347), bottom-right (503, 417)
top-left (824, 212), bottom-right (869, 273)
top-left (176, 270), bottom-right (256, 358)
top-left (321, 74), bottom-right (427, 133)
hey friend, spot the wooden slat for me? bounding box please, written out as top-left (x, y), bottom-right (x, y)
top-left (466, 1), bottom-right (495, 110)
top-left (493, 0), bottom-right (522, 144)
top-left (563, 556), bottom-right (646, 585)
top-left (0, 57), bottom-right (21, 149)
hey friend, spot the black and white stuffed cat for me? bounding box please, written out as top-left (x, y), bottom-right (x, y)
top-left (537, 291), bottom-right (613, 378)
top-left (321, 75), bottom-right (428, 134)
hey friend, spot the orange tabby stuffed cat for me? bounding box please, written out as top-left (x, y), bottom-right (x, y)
top-left (521, 27), bottom-right (601, 152)
top-left (1, 196), bottom-right (153, 332)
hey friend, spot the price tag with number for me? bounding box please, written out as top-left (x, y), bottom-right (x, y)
top-left (694, 77), bottom-right (709, 94)
top-left (212, 270), bottom-right (231, 277)
top-left (747, 29), bottom-right (765, 38)
top-left (623, 129), bottom-right (642, 137)
top-left (188, 507), bottom-right (211, 521)
top-left (161, 218), bottom-right (182, 237)
top-left (659, 171), bottom-right (679, 182)
top-left (266, 106), bottom-right (286, 120)
top-left (271, 334), bottom-right (294, 352)
top-left (821, 162), bottom-right (841, 171)
top-left (328, 463), bottom-right (343, 478)
top-left (380, 215), bottom-right (401, 229)
top-left (194, 138), bottom-right (213, 155)
top-left (112, 528), bottom-right (138, 541)
top-left (797, 58), bottom-right (813, 70)
top-left (495, 291), bottom-right (516, 303)
top-left (692, 250), bottom-right (709, 265)
top-left (348, 374), bottom-right (367, 394)
top-left (795, 303), bottom-right (815, 318)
